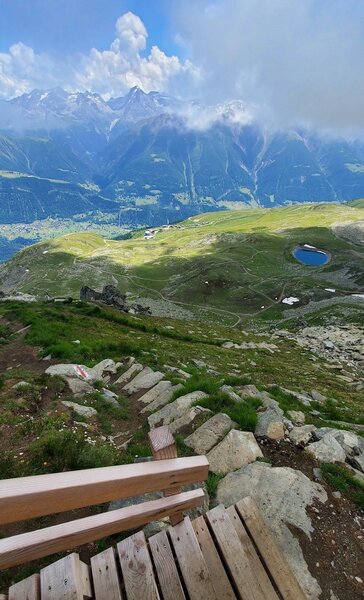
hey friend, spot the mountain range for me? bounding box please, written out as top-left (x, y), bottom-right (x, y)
top-left (1, 86), bottom-right (364, 232)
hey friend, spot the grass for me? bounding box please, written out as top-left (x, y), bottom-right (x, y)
top-left (206, 472), bottom-right (224, 499)
top-left (321, 463), bottom-right (364, 509)
top-left (196, 392), bottom-right (262, 432)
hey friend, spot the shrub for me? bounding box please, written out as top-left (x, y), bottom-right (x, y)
top-left (196, 392), bottom-right (261, 432)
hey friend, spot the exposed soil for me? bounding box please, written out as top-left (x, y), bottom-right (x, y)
top-left (262, 439), bottom-right (364, 600)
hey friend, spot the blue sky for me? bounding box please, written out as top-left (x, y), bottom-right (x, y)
top-left (0, 0), bottom-right (180, 57)
top-left (0, 1), bottom-right (363, 132)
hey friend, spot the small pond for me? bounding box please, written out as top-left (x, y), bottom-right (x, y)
top-left (293, 246), bottom-right (330, 266)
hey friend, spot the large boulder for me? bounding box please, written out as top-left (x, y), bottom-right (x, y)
top-left (90, 359), bottom-right (117, 380)
top-left (305, 434), bottom-right (346, 463)
top-left (64, 377), bottom-right (94, 397)
top-left (207, 430), bottom-right (263, 475)
top-left (314, 428), bottom-right (363, 456)
top-left (168, 406), bottom-right (212, 434)
top-left (216, 462), bottom-right (327, 600)
top-left (141, 384), bottom-right (183, 414)
top-left (114, 363), bottom-right (144, 385)
top-left (148, 391), bottom-right (208, 429)
top-left (287, 410), bottom-right (306, 425)
top-left (255, 407), bottom-right (285, 440)
top-left (185, 413), bottom-right (236, 454)
top-left (289, 425), bottom-right (316, 446)
top-left (46, 363), bottom-right (96, 383)
top-left (80, 285), bottom-right (126, 310)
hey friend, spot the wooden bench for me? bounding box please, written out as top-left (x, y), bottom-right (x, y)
top-left (3, 497), bottom-right (308, 599)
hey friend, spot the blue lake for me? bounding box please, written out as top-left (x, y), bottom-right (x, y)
top-left (293, 247), bottom-right (330, 266)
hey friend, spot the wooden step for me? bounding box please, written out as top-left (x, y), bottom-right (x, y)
top-left (117, 531), bottom-right (159, 600)
top-left (8, 574), bottom-right (40, 600)
top-left (40, 553), bottom-right (92, 600)
top-left (169, 517), bottom-right (218, 600)
top-left (91, 547), bottom-right (123, 600)
top-left (149, 530), bottom-right (186, 600)
top-left (236, 497), bottom-right (308, 600)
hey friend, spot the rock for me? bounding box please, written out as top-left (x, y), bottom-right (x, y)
top-left (148, 391), bottom-right (208, 429)
top-left (310, 390), bottom-right (327, 403)
top-left (101, 388), bottom-right (120, 408)
top-left (207, 430), bottom-right (263, 475)
top-left (163, 365), bottom-right (191, 379)
top-left (219, 385), bottom-right (241, 402)
top-left (141, 384), bottom-right (183, 414)
top-left (216, 463), bottom-right (327, 600)
top-left (275, 386), bottom-right (312, 406)
top-left (332, 491), bottom-right (341, 499)
top-left (46, 363), bottom-right (96, 383)
top-left (239, 384), bottom-right (261, 399)
top-left (351, 453), bottom-right (364, 472)
top-left (114, 363), bottom-right (144, 385)
top-left (255, 407), bottom-right (285, 440)
top-left (185, 413), bottom-right (236, 454)
top-left (122, 368), bottom-right (165, 394)
top-left (289, 425), bottom-right (316, 446)
top-left (169, 406), bottom-right (212, 434)
top-left (72, 339), bottom-right (80, 345)
top-left (138, 380), bottom-right (173, 405)
top-left (222, 341), bottom-right (235, 348)
top-left (62, 401), bottom-right (97, 419)
top-left (12, 381), bottom-right (31, 390)
top-left (64, 377), bottom-right (94, 397)
top-left (313, 467), bottom-right (322, 481)
top-left (192, 359), bottom-right (207, 368)
top-left (90, 359), bottom-right (117, 380)
top-left (80, 284), bottom-right (126, 310)
top-left (314, 428), bottom-right (363, 456)
top-left (287, 410), bottom-right (306, 425)
top-left (305, 435), bottom-right (346, 463)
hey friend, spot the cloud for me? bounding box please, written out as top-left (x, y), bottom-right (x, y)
top-left (0, 11), bottom-right (197, 100)
top-left (173, 0), bottom-right (364, 133)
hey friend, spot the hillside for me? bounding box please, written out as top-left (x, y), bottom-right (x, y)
top-left (1, 203), bottom-right (363, 325)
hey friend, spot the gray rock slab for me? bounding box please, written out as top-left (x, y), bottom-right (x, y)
top-left (138, 380), bottom-right (173, 405)
top-left (351, 453), bottom-right (364, 472)
top-left (207, 429), bottom-right (263, 475)
top-left (114, 363), bottom-right (143, 385)
top-left (163, 365), bottom-right (191, 379)
top-left (90, 359), bottom-right (117, 380)
top-left (141, 384), bottom-right (183, 414)
top-left (305, 435), bottom-right (346, 463)
top-left (255, 408), bottom-right (285, 440)
top-left (219, 385), bottom-right (241, 402)
top-left (148, 391), bottom-right (208, 429)
top-left (314, 428), bottom-right (363, 455)
top-left (45, 363), bottom-right (96, 383)
top-left (289, 425), bottom-right (316, 446)
top-left (64, 377), bottom-right (94, 397)
top-left (62, 400), bottom-right (97, 419)
top-left (102, 388), bottom-right (120, 408)
top-left (185, 413), bottom-right (236, 454)
top-left (287, 410), bottom-right (306, 426)
top-left (216, 462), bottom-right (327, 600)
top-left (310, 389), bottom-right (327, 403)
top-left (169, 406), bottom-right (212, 434)
top-left (122, 367), bottom-right (164, 394)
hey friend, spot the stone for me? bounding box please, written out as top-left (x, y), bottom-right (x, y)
top-left (313, 468), bottom-right (322, 481)
top-left (64, 377), bottom-right (94, 397)
top-left (114, 363), bottom-right (144, 385)
top-left (12, 381), bottom-right (31, 390)
top-left (45, 363), bottom-right (96, 382)
top-left (90, 359), bottom-right (117, 380)
top-left (287, 410), bottom-right (306, 426)
top-left (192, 359), bottom-right (207, 368)
top-left (138, 380), bottom-right (173, 405)
top-left (122, 367), bottom-right (164, 394)
top-left (169, 406), bottom-right (212, 434)
top-left (101, 388), bottom-right (120, 408)
top-left (207, 430), bottom-right (263, 475)
top-left (305, 435), bottom-right (346, 463)
top-left (62, 401), bottom-right (97, 419)
top-left (222, 341), bottom-right (234, 348)
top-left (314, 428), bottom-right (363, 455)
top-left (148, 391), bottom-right (208, 429)
top-left (185, 413), bottom-right (236, 454)
top-left (141, 384), bottom-right (183, 414)
top-left (332, 491), bottom-right (341, 499)
top-left (216, 463), bottom-right (327, 600)
top-left (289, 425), bottom-right (316, 446)
top-left (163, 365), bottom-right (191, 379)
top-left (310, 390), bottom-right (327, 403)
top-left (239, 384), bottom-right (261, 399)
top-left (219, 385), bottom-right (241, 403)
top-left (255, 408), bottom-right (285, 440)
top-left (351, 453), bottom-right (364, 473)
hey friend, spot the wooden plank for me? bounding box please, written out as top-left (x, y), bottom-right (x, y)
top-left (40, 553), bottom-right (84, 600)
top-left (80, 563), bottom-right (93, 599)
top-left (91, 547), bottom-right (123, 600)
top-left (169, 517), bottom-right (218, 600)
top-left (8, 574), bottom-right (40, 600)
top-left (149, 530), bottom-right (186, 600)
top-left (117, 531), bottom-right (160, 600)
top-left (149, 427), bottom-right (184, 525)
top-left (0, 456), bottom-right (208, 525)
top-left (192, 515), bottom-right (236, 600)
top-left (206, 505), bottom-right (268, 600)
top-left (0, 489), bottom-right (205, 569)
top-left (236, 497), bottom-right (308, 600)
top-left (226, 506), bottom-right (279, 600)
